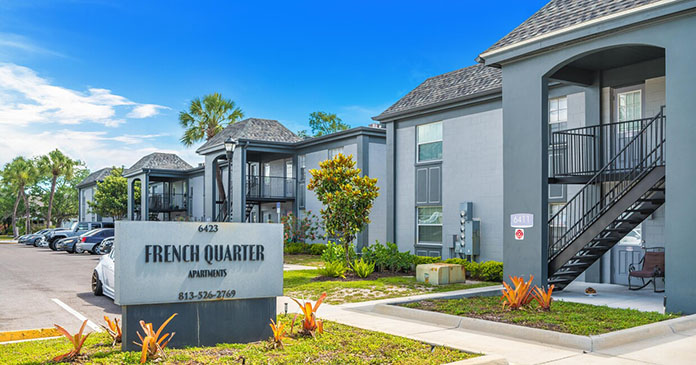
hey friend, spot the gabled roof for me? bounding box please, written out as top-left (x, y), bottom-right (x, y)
top-left (374, 64), bottom-right (502, 121)
top-left (482, 0), bottom-right (662, 55)
top-left (196, 118), bottom-right (302, 153)
top-left (76, 167), bottom-right (113, 188)
top-left (125, 152), bottom-right (193, 175)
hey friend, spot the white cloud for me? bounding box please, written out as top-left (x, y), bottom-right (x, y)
top-left (0, 63), bottom-right (167, 127)
top-left (127, 104), bottom-right (169, 119)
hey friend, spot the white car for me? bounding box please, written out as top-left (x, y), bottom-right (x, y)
top-left (92, 245), bottom-right (115, 300)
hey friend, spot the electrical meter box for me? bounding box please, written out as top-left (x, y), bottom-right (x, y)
top-left (463, 220), bottom-right (481, 256)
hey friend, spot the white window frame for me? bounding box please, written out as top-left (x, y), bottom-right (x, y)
top-left (549, 96), bottom-right (568, 133)
top-left (416, 122), bottom-right (443, 163)
top-left (328, 147), bottom-right (344, 160)
top-left (416, 206), bottom-right (443, 244)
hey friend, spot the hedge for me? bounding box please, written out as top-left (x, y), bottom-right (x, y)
top-left (284, 242), bottom-right (327, 255)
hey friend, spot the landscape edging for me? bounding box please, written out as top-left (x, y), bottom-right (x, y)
top-left (373, 303), bottom-right (696, 351)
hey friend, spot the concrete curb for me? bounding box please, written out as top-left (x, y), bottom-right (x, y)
top-left (447, 355), bottom-right (509, 365)
top-left (373, 303), bottom-right (696, 352)
top-left (0, 328), bottom-right (61, 343)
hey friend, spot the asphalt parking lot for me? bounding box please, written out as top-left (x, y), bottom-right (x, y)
top-left (0, 243), bottom-right (119, 334)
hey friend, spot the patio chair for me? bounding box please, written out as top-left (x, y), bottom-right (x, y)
top-left (628, 248), bottom-right (665, 293)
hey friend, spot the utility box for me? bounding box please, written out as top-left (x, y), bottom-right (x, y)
top-left (463, 220), bottom-right (481, 256)
top-left (416, 263), bottom-right (466, 285)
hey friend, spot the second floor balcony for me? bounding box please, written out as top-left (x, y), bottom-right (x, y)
top-left (149, 193), bottom-right (187, 212)
top-left (549, 111), bottom-right (665, 183)
top-left (246, 175), bottom-right (296, 200)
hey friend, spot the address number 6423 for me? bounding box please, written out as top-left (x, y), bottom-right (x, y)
top-left (198, 224), bottom-right (219, 233)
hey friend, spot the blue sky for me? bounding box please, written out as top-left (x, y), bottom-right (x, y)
top-left (0, 0), bottom-right (548, 169)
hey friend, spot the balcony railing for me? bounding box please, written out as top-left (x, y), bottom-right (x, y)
top-left (550, 116), bottom-right (660, 179)
top-left (149, 193), bottom-right (187, 212)
top-left (246, 176), bottom-right (296, 200)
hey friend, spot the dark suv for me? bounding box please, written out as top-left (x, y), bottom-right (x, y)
top-left (48, 221), bottom-right (114, 251)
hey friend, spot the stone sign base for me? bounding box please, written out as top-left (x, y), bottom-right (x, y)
top-left (121, 297), bottom-right (275, 351)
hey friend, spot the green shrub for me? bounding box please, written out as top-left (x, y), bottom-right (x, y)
top-left (318, 260), bottom-right (347, 278)
top-left (284, 242), bottom-right (328, 256)
top-left (308, 243), bottom-right (326, 256)
top-left (413, 256), bottom-right (441, 266)
top-left (442, 258), bottom-right (502, 281)
top-left (284, 242), bottom-right (308, 255)
top-left (479, 261), bottom-right (504, 282)
top-left (361, 241), bottom-right (413, 273)
top-left (351, 258), bottom-right (375, 278)
top-left (321, 241), bottom-right (356, 263)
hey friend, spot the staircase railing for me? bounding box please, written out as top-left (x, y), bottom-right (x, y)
top-left (548, 108), bottom-right (665, 261)
top-left (550, 116), bottom-right (659, 178)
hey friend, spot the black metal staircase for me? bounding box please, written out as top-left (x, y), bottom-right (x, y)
top-left (547, 108), bottom-right (666, 290)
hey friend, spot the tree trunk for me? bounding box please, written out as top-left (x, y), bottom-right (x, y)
top-left (21, 189), bottom-right (30, 234)
top-left (47, 175), bottom-right (57, 228)
top-left (11, 189), bottom-right (21, 238)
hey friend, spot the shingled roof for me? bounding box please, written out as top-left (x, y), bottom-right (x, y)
top-left (76, 167), bottom-right (113, 188)
top-left (125, 152), bottom-right (193, 174)
top-left (196, 118), bottom-right (302, 153)
top-left (374, 64), bottom-right (502, 121)
top-left (483, 0), bottom-right (662, 55)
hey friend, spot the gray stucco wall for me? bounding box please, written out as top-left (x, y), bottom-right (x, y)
top-left (392, 101), bottom-right (504, 260)
top-left (368, 142), bottom-right (387, 246)
top-left (189, 174), bottom-right (205, 221)
top-left (492, 10), bottom-right (696, 313)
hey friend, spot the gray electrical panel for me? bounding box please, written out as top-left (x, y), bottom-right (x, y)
top-left (453, 202), bottom-right (481, 257)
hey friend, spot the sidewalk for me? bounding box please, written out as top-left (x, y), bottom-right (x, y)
top-left (276, 288), bottom-right (696, 365)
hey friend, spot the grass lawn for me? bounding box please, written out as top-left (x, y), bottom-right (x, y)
top-left (284, 269), bottom-right (499, 305)
top-left (284, 254), bottom-right (323, 267)
top-left (0, 235), bottom-right (14, 240)
top-left (0, 317), bottom-right (476, 364)
top-left (401, 296), bottom-right (680, 336)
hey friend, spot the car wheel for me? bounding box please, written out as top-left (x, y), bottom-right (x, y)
top-left (49, 239), bottom-right (58, 251)
top-left (92, 271), bottom-right (103, 296)
top-left (75, 246), bottom-right (84, 254)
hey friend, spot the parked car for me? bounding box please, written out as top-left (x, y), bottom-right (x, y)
top-left (94, 237), bottom-right (114, 255)
top-left (55, 236), bottom-right (81, 253)
top-left (21, 229), bottom-right (51, 246)
top-left (48, 221), bottom-right (114, 251)
top-left (93, 243), bottom-right (115, 299)
top-left (37, 228), bottom-right (71, 247)
top-left (75, 228), bottom-right (114, 254)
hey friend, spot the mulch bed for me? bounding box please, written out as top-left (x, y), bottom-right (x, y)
top-left (311, 270), bottom-right (414, 282)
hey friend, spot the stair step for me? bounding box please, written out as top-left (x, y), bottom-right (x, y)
top-left (553, 270), bottom-right (584, 276)
top-left (562, 262), bottom-right (591, 268)
top-left (580, 246), bottom-right (610, 252)
top-left (592, 237), bottom-right (621, 242)
top-left (548, 278), bottom-right (572, 285)
top-left (571, 253), bottom-right (600, 260)
top-left (625, 208), bottom-right (655, 214)
top-left (649, 187), bottom-right (665, 192)
top-left (636, 198), bottom-right (665, 204)
top-left (614, 218), bottom-right (644, 224)
top-left (603, 228), bottom-right (632, 233)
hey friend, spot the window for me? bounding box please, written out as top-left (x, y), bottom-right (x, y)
top-left (285, 160), bottom-right (293, 179)
top-left (417, 206), bottom-right (442, 244)
top-left (417, 122), bottom-right (442, 162)
top-left (298, 155), bottom-right (306, 181)
top-left (617, 90), bottom-right (642, 135)
top-left (328, 147), bottom-right (343, 160)
top-left (549, 97), bottom-right (568, 133)
top-left (263, 163), bottom-right (271, 184)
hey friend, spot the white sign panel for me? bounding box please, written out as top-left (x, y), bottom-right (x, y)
top-left (114, 221), bottom-right (283, 306)
top-left (510, 213), bottom-right (534, 228)
top-left (514, 228), bottom-right (525, 240)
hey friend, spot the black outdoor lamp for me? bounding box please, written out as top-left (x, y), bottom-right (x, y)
top-left (224, 137), bottom-right (237, 222)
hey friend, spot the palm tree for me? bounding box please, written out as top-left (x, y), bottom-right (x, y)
top-left (179, 93), bottom-right (244, 215)
top-left (2, 157), bottom-right (37, 237)
top-left (39, 149), bottom-right (76, 228)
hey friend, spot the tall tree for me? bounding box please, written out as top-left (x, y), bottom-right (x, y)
top-left (308, 111), bottom-right (350, 137)
top-left (38, 149), bottom-right (77, 228)
top-left (2, 157), bottom-right (38, 236)
top-left (42, 167), bottom-right (90, 226)
top-left (179, 93), bottom-right (244, 214)
top-left (88, 167), bottom-right (135, 221)
top-left (307, 153), bottom-right (379, 265)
